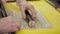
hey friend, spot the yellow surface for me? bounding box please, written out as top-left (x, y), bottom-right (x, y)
top-left (4, 0), bottom-right (60, 34)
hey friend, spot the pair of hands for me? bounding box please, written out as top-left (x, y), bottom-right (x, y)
top-left (0, 1), bottom-right (36, 33)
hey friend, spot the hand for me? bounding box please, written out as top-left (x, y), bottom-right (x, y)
top-left (0, 16), bottom-right (20, 33)
top-left (19, 1), bottom-right (36, 19)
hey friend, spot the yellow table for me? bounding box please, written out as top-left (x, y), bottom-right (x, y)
top-left (4, 0), bottom-right (60, 34)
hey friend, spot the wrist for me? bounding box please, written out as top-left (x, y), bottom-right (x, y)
top-left (20, 0), bottom-right (26, 3)
top-left (16, 0), bottom-right (27, 5)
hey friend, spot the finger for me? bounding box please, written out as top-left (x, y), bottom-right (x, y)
top-left (20, 5), bottom-right (26, 19)
top-left (10, 24), bottom-right (19, 32)
top-left (12, 21), bottom-right (20, 29)
top-left (13, 19), bottom-right (20, 27)
top-left (11, 27), bottom-right (18, 32)
top-left (28, 5), bottom-right (36, 18)
top-left (15, 22), bottom-right (20, 29)
top-left (5, 25), bottom-right (18, 32)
